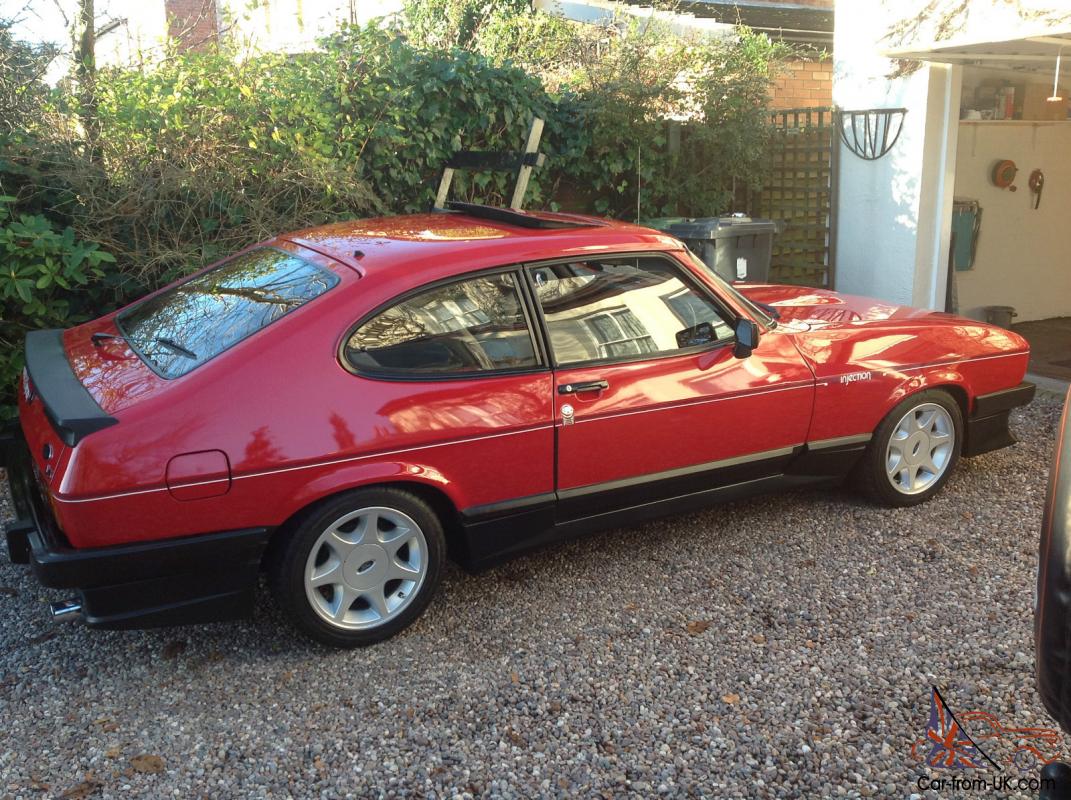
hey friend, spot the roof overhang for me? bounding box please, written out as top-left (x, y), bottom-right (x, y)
top-left (537, 0), bottom-right (832, 46)
top-left (534, 0), bottom-right (737, 40)
top-left (884, 25), bottom-right (1071, 75)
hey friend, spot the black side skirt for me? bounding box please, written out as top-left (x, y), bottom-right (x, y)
top-left (457, 440), bottom-right (867, 572)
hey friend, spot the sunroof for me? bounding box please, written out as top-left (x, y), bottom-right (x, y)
top-left (446, 201), bottom-right (603, 230)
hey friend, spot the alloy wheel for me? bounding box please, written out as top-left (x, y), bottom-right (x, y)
top-left (303, 506), bottom-right (428, 630)
top-left (884, 402), bottom-right (956, 495)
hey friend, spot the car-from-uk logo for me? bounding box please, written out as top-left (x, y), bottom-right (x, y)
top-left (911, 686), bottom-right (1066, 795)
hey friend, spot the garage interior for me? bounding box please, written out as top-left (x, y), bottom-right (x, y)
top-left (895, 30), bottom-right (1071, 381)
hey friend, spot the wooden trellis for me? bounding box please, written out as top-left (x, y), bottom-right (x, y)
top-left (750, 107), bottom-right (838, 289)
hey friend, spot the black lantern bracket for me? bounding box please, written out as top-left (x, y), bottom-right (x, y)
top-left (837, 107), bottom-right (907, 160)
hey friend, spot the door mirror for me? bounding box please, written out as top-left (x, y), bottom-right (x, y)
top-left (733, 318), bottom-right (760, 359)
top-left (674, 321), bottom-right (715, 348)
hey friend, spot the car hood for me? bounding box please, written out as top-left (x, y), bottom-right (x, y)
top-left (735, 283), bottom-right (1029, 377)
top-left (736, 284), bottom-right (937, 328)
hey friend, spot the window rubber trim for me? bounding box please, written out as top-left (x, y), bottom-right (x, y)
top-left (338, 265), bottom-right (550, 382)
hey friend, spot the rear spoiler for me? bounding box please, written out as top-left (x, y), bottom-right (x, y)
top-left (24, 329), bottom-right (118, 446)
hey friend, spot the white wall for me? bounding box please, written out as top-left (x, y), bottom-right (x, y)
top-left (95, 0), bottom-right (169, 68)
top-left (953, 119), bottom-right (1071, 322)
top-left (222, 0), bottom-right (402, 53)
top-left (833, 0), bottom-right (960, 311)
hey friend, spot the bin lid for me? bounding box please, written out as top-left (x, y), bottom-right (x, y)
top-left (648, 214), bottom-right (781, 239)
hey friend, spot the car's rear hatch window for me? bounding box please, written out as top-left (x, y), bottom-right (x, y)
top-left (117, 247), bottom-right (339, 379)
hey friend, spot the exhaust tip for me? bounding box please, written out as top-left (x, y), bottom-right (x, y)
top-left (49, 599), bottom-right (83, 623)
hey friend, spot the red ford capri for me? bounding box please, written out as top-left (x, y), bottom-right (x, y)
top-left (1, 204), bottom-right (1035, 646)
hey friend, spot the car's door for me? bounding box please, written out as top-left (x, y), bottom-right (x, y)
top-left (525, 253), bottom-right (814, 522)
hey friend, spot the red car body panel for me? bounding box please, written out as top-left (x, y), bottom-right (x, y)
top-left (553, 331), bottom-right (814, 493)
top-left (742, 284), bottom-right (1030, 441)
top-left (20, 214), bottom-right (1032, 550)
top-left (3, 209), bottom-right (1035, 630)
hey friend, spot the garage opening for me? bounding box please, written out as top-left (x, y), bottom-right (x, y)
top-left (888, 28), bottom-right (1071, 381)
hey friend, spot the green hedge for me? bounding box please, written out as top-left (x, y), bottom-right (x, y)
top-left (0, 14), bottom-right (789, 419)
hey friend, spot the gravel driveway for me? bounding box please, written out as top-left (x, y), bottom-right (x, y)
top-left (0, 393), bottom-right (1066, 799)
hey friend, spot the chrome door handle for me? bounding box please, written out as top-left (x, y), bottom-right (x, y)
top-left (557, 380), bottom-right (609, 395)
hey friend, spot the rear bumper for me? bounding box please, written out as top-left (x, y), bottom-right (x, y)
top-left (963, 381), bottom-right (1036, 458)
top-left (1038, 389), bottom-right (1071, 733)
top-left (2, 423), bottom-right (271, 629)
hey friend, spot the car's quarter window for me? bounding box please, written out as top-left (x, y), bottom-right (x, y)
top-left (344, 272), bottom-right (540, 376)
top-left (528, 256), bottom-right (734, 367)
top-left (117, 247), bottom-right (339, 379)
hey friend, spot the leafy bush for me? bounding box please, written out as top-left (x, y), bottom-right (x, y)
top-left (0, 21), bottom-right (57, 136)
top-left (471, 12), bottom-right (789, 217)
top-left (321, 26), bottom-right (566, 213)
top-left (0, 8), bottom-right (791, 418)
top-left (0, 198), bottom-right (115, 419)
top-left (31, 24), bottom-right (571, 289)
top-left (400, 0), bottom-right (532, 50)
top-left (53, 46), bottom-right (380, 288)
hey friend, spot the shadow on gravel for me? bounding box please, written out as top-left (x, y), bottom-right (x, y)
top-left (2, 483), bottom-right (838, 669)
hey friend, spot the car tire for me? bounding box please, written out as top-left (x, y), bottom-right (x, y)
top-left (268, 487), bottom-right (445, 647)
top-left (857, 389), bottom-right (963, 507)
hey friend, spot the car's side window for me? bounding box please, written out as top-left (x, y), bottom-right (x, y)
top-left (344, 272), bottom-right (540, 375)
top-left (528, 256), bottom-right (735, 367)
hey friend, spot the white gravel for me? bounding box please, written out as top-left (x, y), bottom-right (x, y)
top-left (0, 392), bottom-right (1067, 799)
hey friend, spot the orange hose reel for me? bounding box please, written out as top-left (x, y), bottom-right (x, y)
top-left (991, 159), bottom-right (1018, 191)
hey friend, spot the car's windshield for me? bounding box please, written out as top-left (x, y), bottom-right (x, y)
top-left (681, 249), bottom-right (775, 328)
top-left (117, 247), bottom-right (338, 379)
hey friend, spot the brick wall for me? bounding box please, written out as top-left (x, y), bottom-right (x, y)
top-left (770, 58), bottom-right (833, 110)
top-left (165, 0), bottom-right (218, 52)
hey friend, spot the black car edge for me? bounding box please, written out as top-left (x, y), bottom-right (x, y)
top-left (1038, 388), bottom-right (1071, 733)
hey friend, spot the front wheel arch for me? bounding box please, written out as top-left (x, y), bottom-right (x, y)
top-left (931, 382), bottom-right (969, 420)
top-left (856, 387), bottom-right (964, 506)
top-left (900, 381), bottom-right (971, 454)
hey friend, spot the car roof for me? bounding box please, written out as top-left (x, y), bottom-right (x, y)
top-left (279, 211), bottom-right (685, 281)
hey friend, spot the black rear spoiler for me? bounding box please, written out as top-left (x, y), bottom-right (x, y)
top-left (24, 329), bottom-right (118, 446)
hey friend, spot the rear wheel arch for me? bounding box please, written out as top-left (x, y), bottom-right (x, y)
top-left (262, 479), bottom-right (462, 571)
top-left (265, 482), bottom-right (450, 646)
